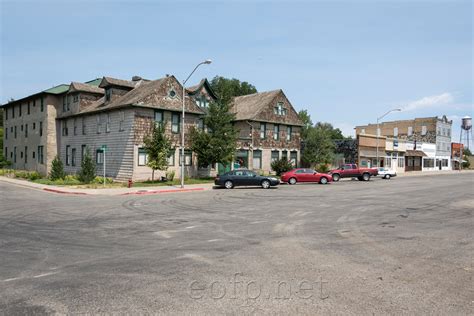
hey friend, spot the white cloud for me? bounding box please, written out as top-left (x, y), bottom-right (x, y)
top-left (403, 92), bottom-right (454, 112)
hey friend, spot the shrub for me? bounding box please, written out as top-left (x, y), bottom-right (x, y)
top-left (92, 176), bottom-right (114, 184)
top-left (27, 171), bottom-right (41, 181)
top-left (50, 156), bottom-right (65, 180)
top-left (77, 150), bottom-right (96, 184)
top-left (166, 170), bottom-right (175, 181)
top-left (271, 158), bottom-right (294, 176)
top-left (316, 163), bottom-right (330, 173)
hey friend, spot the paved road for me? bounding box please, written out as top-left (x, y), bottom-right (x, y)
top-left (0, 174), bottom-right (472, 315)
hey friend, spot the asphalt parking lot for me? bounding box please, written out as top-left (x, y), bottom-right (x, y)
top-left (0, 173), bottom-right (473, 315)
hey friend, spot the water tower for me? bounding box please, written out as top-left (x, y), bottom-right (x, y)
top-left (460, 116), bottom-right (472, 150)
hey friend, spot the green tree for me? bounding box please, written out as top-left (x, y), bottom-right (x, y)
top-left (190, 101), bottom-right (238, 168)
top-left (298, 110), bottom-right (313, 139)
top-left (143, 122), bottom-right (172, 181)
top-left (209, 76), bottom-right (257, 104)
top-left (49, 155), bottom-right (65, 180)
top-left (77, 150), bottom-right (96, 183)
top-left (301, 124), bottom-right (335, 168)
top-left (314, 122), bottom-right (344, 141)
top-left (270, 158), bottom-right (294, 176)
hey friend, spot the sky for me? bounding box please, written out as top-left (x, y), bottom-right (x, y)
top-left (1, 0), bottom-right (472, 144)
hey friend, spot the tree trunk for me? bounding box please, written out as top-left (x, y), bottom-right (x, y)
top-left (152, 169), bottom-right (155, 182)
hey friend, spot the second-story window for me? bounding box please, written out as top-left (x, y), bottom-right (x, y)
top-left (19, 104), bottom-right (22, 117)
top-left (106, 114), bottom-right (111, 133)
top-left (27, 102), bottom-right (30, 115)
top-left (105, 89), bottom-right (112, 101)
top-left (62, 120), bottom-right (68, 136)
top-left (287, 126), bottom-right (292, 141)
top-left (97, 115), bottom-right (102, 134)
top-left (5, 108), bottom-right (8, 120)
top-left (14, 126), bottom-right (17, 138)
top-left (12, 106), bottom-right (15, 118)
top-left (421, 125), bottom-right (427, 135)
top-left (63, 96), bottom-right (67, 112)
top-left (393, 127), bottom-right (398, 137)
top-left (171, 113), bottom-right (180, 133)
top-left (73, 119), bottom-right (77, 135)
top-left (39, 121), bottom-right (43, 136)
top-left (82, 117), bottom-right (86, 135)
top-left (40, 97), bottom-right (44, 112)
top-left (273, 124), bottom-right (280, 140)
top-left (260, 123), bottom-right (266, 139)
top-left (25, 124), bottom-right (28, 138)
top-left (274, 102), bottom-right (287, 116)
top-left (119, 111), bottom-right (125, 131)
top-left (154, 110), bottom-right (163, 127)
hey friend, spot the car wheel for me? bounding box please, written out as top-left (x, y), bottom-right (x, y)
top-left (224, 180), bottom-right (234, 189)
top-left (362, 173), bottom-right (370, 181)
top-left (385, 174), bottom-right (391, 180)
top-left (261, 180), bottom-right (271, 189)
top-left (332, 174), bottom-right (340, 182)
top-left (320, 177), bottom-right (328, 184)
top-left (288, 177), bottom-right (297, 185)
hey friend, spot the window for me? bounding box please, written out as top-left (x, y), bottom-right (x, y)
top-left (27, 102), bottom-right (30, 115)
top-left (24, 146), bottom-right (27, 164)
top-left (25, 124), bottom-right (28, 138)
top-left (32, 151), bottom-right (35, 159)
top-left (105, 89), bottom-right (112, 101)
top-left (393, 127), bottom-right (398, 137)
top-left (423, 158), bottom-right (434, 168)
top-left (12, 106), bottom-right (15, 118)
top-left (97, 115), bottom-right (102, 134)
top-left (408, 126), bottom-right (413, 136)
top-left (4, 147), bottom-right (7, 159)
top-left (138, 148), bottom-right (148, 166)
top-left (119, 111), bottom-right (125, 131)
top-left (67, 95), bottom-right (71, 111)
top-left (5, 108), bottom-right (7, 120)
top-left (290, 151), bottom-right (297, 166)
top-left (5, 128), bottom-right (7, 140)
top-left (442, 159), bottom-right (448, 167)
top-left (63, 96), bottom-right (67, 112)
top-left (274, 102), bottom-right (286, 116)
top-left (37, 146), bottom-right (44, 164)
top-left (19, 104), bottom-right (22, 117)
top-left (198, 118), bottom-right (204, 131)
top-left (106, 114), bottom-right (111, 133)
top-left (260, 123), bottom-right (266, 139)
top-left (66, 145), bottom-right (71, 165)
top-left (421, 125), bottom-right (427, 135)
top-left (169, 89), bottom-right (176, 98)
top-left (398, 157), bottom-right (405, 168)
top-left (73, 94), bottom-right (79, 102)
top-left (281, 150), bottom-right (288, 161)
top-left (39, 121), bottom-right (43, 136)
top-left (14, 126), bottom-right (17, 138)
top-left (21, 125), bottom-right (23, 132)
top-left (154, 110), bottom-right (163, 126)
top-left (33, 99), bottom-right (36, 107)
top-left (62, 120), bottom-right (68, 136)
top-left (171, 113), bottom-right (180, 133)
top-left (40, 97), bottom-right (44, 112)
top-left (14, 147), bottom-right (17, 163)
top-left (287, 126), bottom-right (292, 141)
top-left (33, 122), bottom-right (36, 130)
top-left (81, 145), bottom-right (87, 162)
top-left (447, 129), bottom-right (450, 137)
top-left (168, 150), bottom-right (175, 166)
top-left (253, 150), bottom-right (262, 169)
top-left (271, 150), bottom-right (279, 163)
top-left (360, 128), bottom-right (365, 134)
top-left (273, 124), bottom-right (280, 140)
top-left (82, 117), bottom-right (86, 135)
top-left (71, 148), bottom-right (76, 166)
top-left (96, 149), bottom-right (104, 165)
top-left (179, 150), bottom-right (192, 166)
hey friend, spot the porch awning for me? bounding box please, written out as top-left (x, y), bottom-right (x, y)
top-left (405, 150), bottom-right (427, 157)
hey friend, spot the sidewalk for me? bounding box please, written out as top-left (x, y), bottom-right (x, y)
top-left (395, 169), bottom-right (474, 177)
top-left (0, 176), bottom-right (215, 196)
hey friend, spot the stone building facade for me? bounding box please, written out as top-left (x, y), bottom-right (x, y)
top-left (2, 76), bottom-right (303, 180)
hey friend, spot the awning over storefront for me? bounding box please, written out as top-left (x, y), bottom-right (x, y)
top-left (405, 150), bottom-right (427, 157)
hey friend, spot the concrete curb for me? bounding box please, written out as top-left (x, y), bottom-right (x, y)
top-left (43, 188), bottom-right (88, 195)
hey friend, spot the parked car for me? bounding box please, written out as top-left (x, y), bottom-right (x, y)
top-left (328, 164), bottom-right (378, 182)
top-left (215, 169), bottom-right (280, 189)
top-left (281, 168), bottom-right (333, 185)
top-left (376, 167), bottom-right (397, 179)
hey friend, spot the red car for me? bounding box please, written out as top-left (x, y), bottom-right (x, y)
top-left (281, 168), bottom-right (333, 185)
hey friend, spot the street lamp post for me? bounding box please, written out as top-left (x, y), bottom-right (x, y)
top-left (180, 59), bottom-right (212, 188)
top-left (376, 108), bottom-right (402, 168)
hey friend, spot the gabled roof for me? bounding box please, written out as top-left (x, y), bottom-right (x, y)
top-left (69, 82), bottom-right (104, 94)
top-left (75, 75), bottom-right (205, 116)
top-left (230, 89), bottom-right (304, 126)
top-left (231, 90), bottom-right (281, 121)
top-left (186, 78), bottom-right (218, 99)
top-left (43, 84), bottom-right (70, 95)
top-left (99, 77), bottom-right (137, 89)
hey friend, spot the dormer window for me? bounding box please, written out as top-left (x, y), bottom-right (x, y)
top-left (274, 102), bottom-right (286, 116)
top-left (105, 88), bottom-right (112, 102)
top-left (195, 95), bottom-right (208, 108)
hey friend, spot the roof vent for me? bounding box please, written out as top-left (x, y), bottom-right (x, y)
top-left (132, 76), bottom-right (142, 81)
